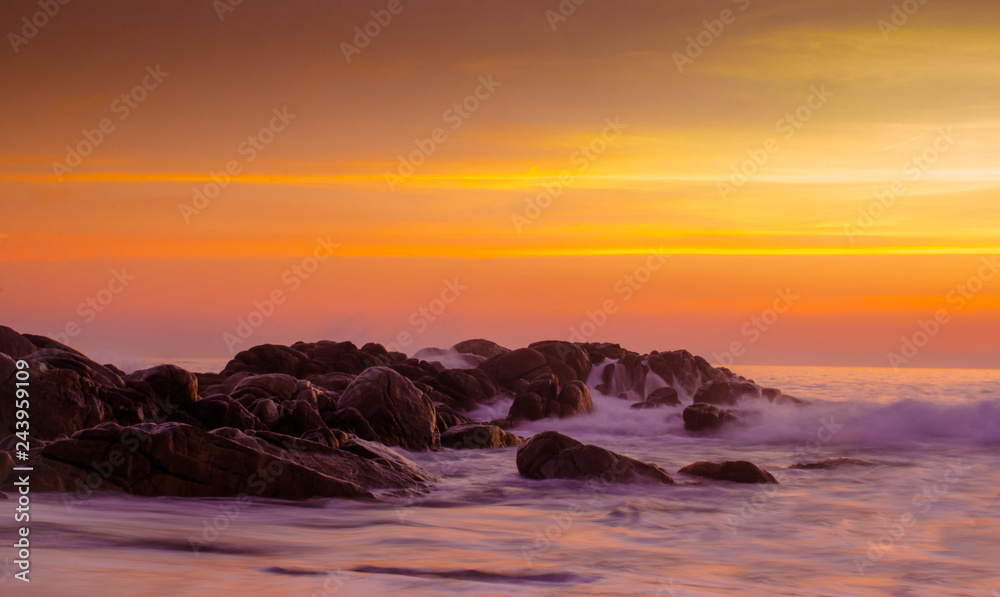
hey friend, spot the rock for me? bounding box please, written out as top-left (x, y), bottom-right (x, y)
top-left (790, 457), bottom-right (877, 470)
top-left (0, 451), bottom-right (13, 485)
top-left (125, 365), bottom-right (198, 408)
top-left (0, 351), bottom-right (109, 440)
top-left (428, 368), bottom-right (500, 410)
top-left (678, 461), bottom-right (777, 484)
top-left (441, 424), bottom-right (522, 449)
top-left (222, 344), bottom-right (311, 377)
top-left (232, 373), bottom-right (299, 402)
top-left (307, 372), bottom-right (357, 393)
top-left (508, 380), bottom-right (594, 423)
top-left (185, 396), bottom-right (263, 431)
top-left (272, 399), bottom-right (326, 437)
top-left (516, 431), bottom-right (674, 484)
top-left (324, 407), bottom-right (379, 442)
top-left (631, 387), bottom-right (680, 409)
top-left (692, 379), bottom-right (762, 406)
top-left (682, 403), bottom-right (741, 432)
top-left (451, 339), bottom-right (509, 359)
top-left (647, 350), bottom-right (724, 395)
top-left (528, 341), bottom-right (592, 384)
top-left (762, 387), bottom-right (806, 405)
top-left (597, 353), bottom-right (648, 398)
top-left (337, 367), bottom-right (438, 450)
top-left (292, 340), bottom-right (386, 375)
top-left (478, 348), bottom-right (553, 391)
top-left (0, 325), bottom-right (36, 359)
top-left (5, 422), bottom-right (432, 499)
top-left (432, 403), bottom-right (473, 433)
top-left (21, 334), bottom-right (84, 356)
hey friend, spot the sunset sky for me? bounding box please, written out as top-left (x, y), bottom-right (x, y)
top-left (1, 0), bottom-right (998, 368)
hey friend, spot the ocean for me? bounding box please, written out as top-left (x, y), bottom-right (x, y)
top-left (6, 365), bottom-right (1000, 596)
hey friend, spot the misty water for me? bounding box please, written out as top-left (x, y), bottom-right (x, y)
top-left (5, 366), bottom-right (1000, 596)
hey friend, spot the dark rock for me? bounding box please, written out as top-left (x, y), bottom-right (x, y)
top-left (0, 451), bottom-right (13, 485)
top-left (682, 403), bottom-right (741, 432)
top-left (554, 381), bottom-right (594, 418)
top-left (432, 403), bottom-right (472, 433)
top-left (647, 350), bottom-right (725, 395)
top-left (222, 344), bottom-right (312, 377)
top-left (528, 340), bottom-right (592, 384)
top-left (429, 368), bottom-right (500, 410)
top-left (678, 461), bottom-right (777, 484)
top-left (516, 431), bottom-right (674, 484)
top-left (0, 326), bottom-right (37, 359)
top-left (508, 391), bottom-right (546, 422)
top-left (272, 399), bottom-right (326, 437)
top-left (692, 379), bottom-right (762, 406)
top-left (185, 396), bottom-right (263, 432)
top-left (21, 334), bottom-right (85, 356)
top-left (306, 372), bottom-right (356, 393)
top-left (292, 340), bottom-right (386, 375)
top-left (324, 407), bottom-right (379, 442)
top-left (478, 348), bottom-right (553, 391)
top-left (790, 457), bottom-right (877, 470)
top-left (337, 367), bottom-right (438, 451)
top-left (451, 339), bottom-right (510, 359)
top-left (632, 387), bottom-right (680, 409)
top-left (232, 373), bottom-right (299, 402)
top-left (125, 365), bottom-right (198, 408)
top-left (508, 380), bottom-right (594, 423)
top-left (441, 423), bottom-right (522, 449)
top-left (4, 422), bottom-right (433, 499)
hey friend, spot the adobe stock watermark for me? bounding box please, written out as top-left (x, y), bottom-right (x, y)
top-left (179, 106), bottom-right (296, 223)
top-left (718, 84), bottom-right (833, 200)
top-left (854, 459), bottom-right (966, 575)
top-left (877, 0), bottom-right (931, 41)
top-left (7, 0), bottom-right (71, 55)
top-left (222, 236), bottom-right (339, 353)
top-left (567, 247), bottom-right (669, 342)
top-left (212, 0), bottom-right (246, 21)
top-left (512, 117), bottom-right (627, 231)
top-left (341, 0), bottom-right (414, 63)
top-left (48, 269), bottom-right (136, 346)
top-left (714, 288), bottom-right (799, 367)
top-left (673, 0), bottom-right (751, 73)
top-left (844, 127), bottom-right (956, 243)
top-left (544, 0), bottom-right (589, 31)
top-left (51, 65), bottom-right (170, 180)
top-left (384, 75), bottom-right (501, 191)
top-left (887, 256), bottom-right (997, 368)
top-left (384, 279), bottom-right (468, 353)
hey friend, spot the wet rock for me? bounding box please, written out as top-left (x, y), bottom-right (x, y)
top-left (528, 340), bottom-right (592, 384)
top-left (508, 391), bottom-right (546, 422)
top-left (232, 373), bottom-right (299, 402)
top-left (323, 407), bottom-right (378, 442)
top-left (428, 368), bottom-right (500, 411)
top-left (508, 381), bottom-right (594, 423)
top-left (222, 344), bottom-right (312, 377)
top-left (692, 379), bottom-right (762, 406)
top-left (682, 403), bottom-right (741, 432)
top-left (337, 367), bottom-right (438, 451)
top-left (678, 461), bottom-right (777, 484)
top-left (441, 423), bottom-right (522, 449)
top-left (516, 431), bottom-right (674, 484)
top-left (185, 396), bottom-right (263, 432)
top-left (790, 457), bottom-right (877, 470)
top-left (647, 350), bottom-right (724, 395)
top-left (293, 340), bottom-right (387, 375)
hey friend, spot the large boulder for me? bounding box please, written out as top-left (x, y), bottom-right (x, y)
top-left (595, 353), bottom-right (647, 398)
top-left (451, 339), bottom-right (509, 360)
top-left (692, 379), bottom-right (761, 406)
top-left (222, 344), bottom-right (311, 377)
top-left (337, 367), bottom-right (438, 450)
top-left (126, 364), bottom-right (198, 409)
top-left (516, 431), bottom-right (674, 484)
top-left (440, 423), bottom-right (522, 449)
top-left (682, 402), bottom-right (741, 432)
top-left (478, 348), bottom-right (553, 391)
top-left (0, 326), bottom-right (36, 359)
top-left (5, 422), bottom-right (432, 499)
top-left (528, 341), bottom-right (592, 384)
top-left (647, 350), bottom-right (724, 395)
top-left (678, 461), bottom-right (777, 484)
top-left (427, 368), bottom-right (500, 411)
top-left (231, 373), bottom-right (299, 402)
top-left (292, 340), bottom-right (387, 375)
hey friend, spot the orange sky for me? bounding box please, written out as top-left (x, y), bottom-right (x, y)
top-left (0, 0), bottom-right (998, 367)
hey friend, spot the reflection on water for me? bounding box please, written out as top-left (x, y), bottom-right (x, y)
top-left (4, 367), bottom-right (999, 596)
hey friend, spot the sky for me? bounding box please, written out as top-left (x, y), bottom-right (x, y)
top-left (0, 0), bottom-right (998, 368)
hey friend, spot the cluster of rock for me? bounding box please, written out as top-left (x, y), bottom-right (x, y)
top-left (0, 325), bottom-right (798, 500)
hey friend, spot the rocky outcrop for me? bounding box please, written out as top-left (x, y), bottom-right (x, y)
top-left (528, 341), bottom-right (592, 385)
top-left (4, 422), bottom-right (433, 499)
top-left (337, 367), bottom-right (438, 451)
top-left (126, 364), bottom-right (199, 408)
top-left (516, 431), bottom-right (674, 484)
top-left (692, 379), bottom-right (761, 406)
top-left (647, 350), bottom-right (724, 395)
top-left (478, 348), bottom-right (553, 391)
top-left (441, 424), bottom-right (522, 449)
top-left (451, 339), bottom-right (509, 360)
top-left (682, 403), bottom-right (741, 432)
top-left (678, 461), bottom-right (777, 484)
